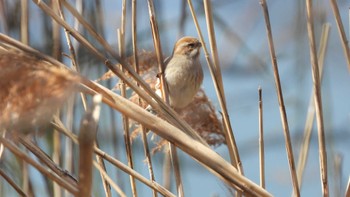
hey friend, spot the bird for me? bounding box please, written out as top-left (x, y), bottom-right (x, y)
top-left (162, 36), bottom-right (203, 109)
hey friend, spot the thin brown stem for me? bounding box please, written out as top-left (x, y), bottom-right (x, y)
top-left (259, 0), bottom-right (300, 196)
top-left (95, 143), bottom-right (112, 197)
top-left (78, 82), bottom-right (272, 196)
top-left (0, 168), bottom-right (27, 197)
top-left (306, 1), bottom-right (328, 196)
top-left (118, 1), bottom-right (138, 195)
top-left (132, 1), bottom-right (158, 196)
top-left (0, 138), bottom-right (78, 195)
top-left (52, 119), bottom-right (176, 197)
top-left (146, 1), bottom-right (184, 196)
top-left (296, 23), bottom-right (330, 189)
top-left (18, 137), bottom-right (78, 187)
top-left (258, 87), bottom-right (265, 189)
top-left (329, 0), bottom-right (350, 72)
top-left (93, 161), bottom-right (127, 197)
top-left (189, 0), bottom-right (243, 174)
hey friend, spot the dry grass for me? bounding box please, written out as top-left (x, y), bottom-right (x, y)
top-left (0, 0), bottom-right (348, 197)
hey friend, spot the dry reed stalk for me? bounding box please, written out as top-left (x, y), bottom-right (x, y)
top-left (77, 95), bottom-right (101, 197)
top-left (57, 0), bottom-right (87, 109)
top-left (20, 0), bottom-right (28, 45)
top-left (18, 2), bottom-right (38, 193)
top-left (59, 0), bottom-right (119, 58)
top-left (51, 0), bottom-right (61, 60)
top-left (131, 1), bottom-right (158, 196)
top-left (201, 4), bottom-right (244, 196)
top-left (259, 0), bottom-right (300, 196)
top-left (93, 161), bottom-right (127, 197)
top-left (306, 1), bottom-right (329, 196)
top-left (52, 117), bottom-right (176, 197)
top-left (55, 3), bottom-right (86, 197)
top-left (18, 137), bottom-right (78, 187)
top-left (329, 0), bottom-right (350, 72)
top-left (146, 1), bottom-right (184, 196)
top-left (188, 0), bottom-right (243, 175)
top-left (21, 149), bottom-right (29, 196)
top-left (49, 0), bottom-right (208, 146)
top-left (162, 149), bottom-right (171, 190)
top-left (94, 147), bottom-right (176, 197)
top-left (78, 83), bottom-right (272, 196)
top-left (68, 2), bottom-right (112, 195)
top-left (0, 138), bottom-right (78, 195)
top-left (0, 168), bottom-right (27, 197)
top-left (258, 87), bottom-right (265, 188)
top-left (52, 128), bottom-right (61, 197)
top-left (296, 23), bottom-right (330, 188)
top-left (94, 143), bottom-right (112, 197)
top-left (117, 1), bottom-right (138, 195)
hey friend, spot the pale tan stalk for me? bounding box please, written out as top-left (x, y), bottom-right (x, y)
top-left (296, 23), bottom-right (330, 188)
top-left (329, 0), bottom-right (350, 72)
top-left (306, 1), bottom-right (329, 196)
top-left (53, 124), bottom-right (62, 197)
top-left (0, 138), bottom-right (78, 195)
top-left (146, 1), bottom-right (184, 196)
top-left (52, 117), bottom-right (176, 197)
top-left (259, 0), bottom-right (300, 196)
top-left (93, 161), bottom-right (127, 197)
top-left (79, 82), bottom-right (272, 196)
top-left (258, 87), bottom-right (265, 188)
top-left (54, 3), bottom-right (82, 194)
top-left (89, 6), bottom-right (114, 197)
top-left (20, 0), bottom-right (28, 45)
top-left (0, 169), bottom-right (27, 197)
top-left (20, 1), bottom-right (30, 194)
top-left (118, 1), bottom-right (138, 195)
top-left (162, 149), bottom-right (171, 190)
top-left (189, 0), bottom-right (243, 174)
top-left (57, 0), bottom-right (87, 109)
top-left (51, 0), bottom-right (61, 60)
top-left (132, 1), bottom-right (158, 196)
top-left (21, 152), bottom-right (29, 197)
top-left (18, 136), bottom-right (78, 187)
top-left (77, 95), bottom-right (101, 197)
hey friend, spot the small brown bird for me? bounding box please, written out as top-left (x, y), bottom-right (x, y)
top-left (164, 36), bottom-right (203, 109)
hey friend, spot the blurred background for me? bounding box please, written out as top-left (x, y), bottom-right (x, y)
top-left (0, 0), bottom-right (349, 196)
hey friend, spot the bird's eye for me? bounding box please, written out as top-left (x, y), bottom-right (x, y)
top-left (187, 43), bottom-right (195, 48)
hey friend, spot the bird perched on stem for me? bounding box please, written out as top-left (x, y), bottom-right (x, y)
top-left (160, 36), bottom-right (203, 109)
